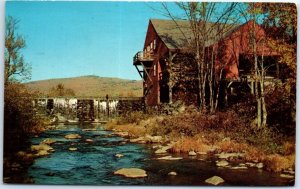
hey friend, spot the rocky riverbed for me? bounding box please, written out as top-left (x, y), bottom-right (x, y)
top-left (17, 123), bottom-right (294, 186)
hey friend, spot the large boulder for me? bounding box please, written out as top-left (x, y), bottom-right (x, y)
top-left (205, 176), bottom-right (225, 185)
top-left (64, 134), bottom-right (82, 139)
top-left (114, 168), bottom-right (147, 178)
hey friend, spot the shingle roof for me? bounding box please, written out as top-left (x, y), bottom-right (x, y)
top-left (150, 19), bottom-right (240, 50)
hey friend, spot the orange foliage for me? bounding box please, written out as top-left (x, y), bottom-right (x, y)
top-left (264, 154), bottom-right (295, 172)
top-left (171, 136), bottom-right (211, 153)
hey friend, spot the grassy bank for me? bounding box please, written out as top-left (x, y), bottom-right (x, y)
top-left (105, 110), bottom-right (295, 173)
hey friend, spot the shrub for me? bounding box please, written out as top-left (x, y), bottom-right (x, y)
top-left (217, 140), bottom-right (248, 153)
top-left (116, 111), bottom-right (152, 125)
top-left (4, 83), bottom-right (47, 155)
top-left (170, 136), bottom-right (211, 153)
top-left (264, 154), bottom-right (295, 172)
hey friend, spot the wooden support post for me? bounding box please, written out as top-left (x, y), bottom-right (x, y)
top-left (106, 94), bottom-right (110, 119)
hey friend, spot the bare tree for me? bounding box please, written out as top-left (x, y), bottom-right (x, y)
top-left (5, 16), bottom-right (31, 85)
top-left (162, 2), bottom-right (239, 112)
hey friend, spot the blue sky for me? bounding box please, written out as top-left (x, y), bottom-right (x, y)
top-left (5, 1), bottom-right (177, 81)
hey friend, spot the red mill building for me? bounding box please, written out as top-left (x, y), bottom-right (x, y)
top-left (133, 19), bottom-right (279, 106)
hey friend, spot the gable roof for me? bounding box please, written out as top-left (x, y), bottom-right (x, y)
top-left (150, 19), bottom-right (240, 50)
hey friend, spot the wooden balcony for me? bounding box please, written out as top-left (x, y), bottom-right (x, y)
top-left (133, 51), bottom-right (154, 66)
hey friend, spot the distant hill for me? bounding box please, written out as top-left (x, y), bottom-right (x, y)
top-left (25, 75), bottom-right (143, 97)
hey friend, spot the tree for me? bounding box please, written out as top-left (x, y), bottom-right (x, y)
top-left (261, 3), bottom-right (297, 123)
top-left (4, 17), bottom-right (46, 158)
top-left (162, 2), bottom-right (240, 112)
top-left (5, 16), bottom-right (31, 85)
top-left (49, 83), bottom-right (75, 97)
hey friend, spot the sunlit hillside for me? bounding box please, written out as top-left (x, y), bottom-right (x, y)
top-left (25, 75), bottom-right (143, 97)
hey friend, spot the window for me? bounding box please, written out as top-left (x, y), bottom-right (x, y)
top-left (153, 64), bottom-right (156, 76)
top-left (153, 39), bottom-right (156, 50)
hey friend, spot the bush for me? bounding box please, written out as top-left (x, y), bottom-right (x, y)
top-left (116, 111), bottom-right (152, 125)
top-left (170, 136), bottom-right (211, 153)
top-left (4, 83), bottom-right (46, 155)
top-left (158, 110), bottom-right (248, 138)
top-left (264, 154), bottom-right (295, 172)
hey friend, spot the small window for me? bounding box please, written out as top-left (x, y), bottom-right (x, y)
top-left (153, 64), bottom-right (157, 76)
top-left (150, 42), bottom-right (153, 50)
top-left (153, 39), bottom-right (156, 50)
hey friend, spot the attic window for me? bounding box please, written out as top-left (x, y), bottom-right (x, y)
top-left (150, 42), bottom-right (153, 50)
top-left (153, 39), bottom-right (156, 50)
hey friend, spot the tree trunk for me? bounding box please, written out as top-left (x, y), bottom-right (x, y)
top-left (260, 45), bottom-right (267, 128)
top-left (168, 84), bottom-right (173, 104)
top-left (252, 10), bottom-right (262, 129)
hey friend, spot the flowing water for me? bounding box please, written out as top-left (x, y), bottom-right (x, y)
top-left (28, 124), bottom-right (293, 186)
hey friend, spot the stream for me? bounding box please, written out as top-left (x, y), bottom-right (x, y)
top-left (28, 123), bottom-right (293, 186)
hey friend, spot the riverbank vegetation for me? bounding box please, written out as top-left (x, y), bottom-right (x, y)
top-left (4, 16), bottom-right (50, 183)
top-left (105, 97), bottom-right (295, 173)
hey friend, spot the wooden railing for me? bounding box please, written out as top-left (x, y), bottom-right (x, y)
top-left (133, 51), bottom-right (154, 65)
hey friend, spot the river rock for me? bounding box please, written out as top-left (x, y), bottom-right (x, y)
top-left (280, 174), bottom-right (294, 179)
top-left (35, 150), bottom-right (50, 157)
top-left (31, 144), bottom-right (54, 152)
top-left (230, 166), bottom-right (248, 170)
top-left (155, 148), bottom-right (167, 154)
top-left (155, 145), bottom-right (173, 154)
top-left (82, 128), bottom-right (97, 132)
top-left (157, 156), bottom-right (183, 160)
top-left (245, 162), bottom-right (256, 167)
top-left (168, 171), bottom-right (177, 176)
top-left (256, 162), bottom-right (264, 169)
top-left (41, 138), bottom-right (56, 145)
top-left (188, 151), bottom-right (197, 156)
top-left (114, 131), bottom-right (129, 137)
top-left (130, 137), bottom-right (147, 144)
top-left (284, 170), bottom-right (295, 175)
top-left (205, 176), bottom-right (225, 185)
top-left (216, 152), bottom-right (244, 159)
top-left (69, 147), bottom-right (78, 151)
top-left (115, 154), bottom-right (124, 158)
top-left (145, 135), bottom-right (163, 143)
top-left (216, 160), bottom-right (229, 167)
top-left (152, 145), bottom-right (162, 149)
top-left (114, 168), bottom-right (147, 178)
top-left (65, 134), bottom-right (82, 139)
top-left (85, 139), bottom-right (94, 143)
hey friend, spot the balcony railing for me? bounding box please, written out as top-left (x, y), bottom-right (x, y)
top-left (133, 51), bottom-right (154, 65)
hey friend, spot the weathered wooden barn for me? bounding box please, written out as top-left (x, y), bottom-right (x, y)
top-left (133, 19), bottom-right (279, 106)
